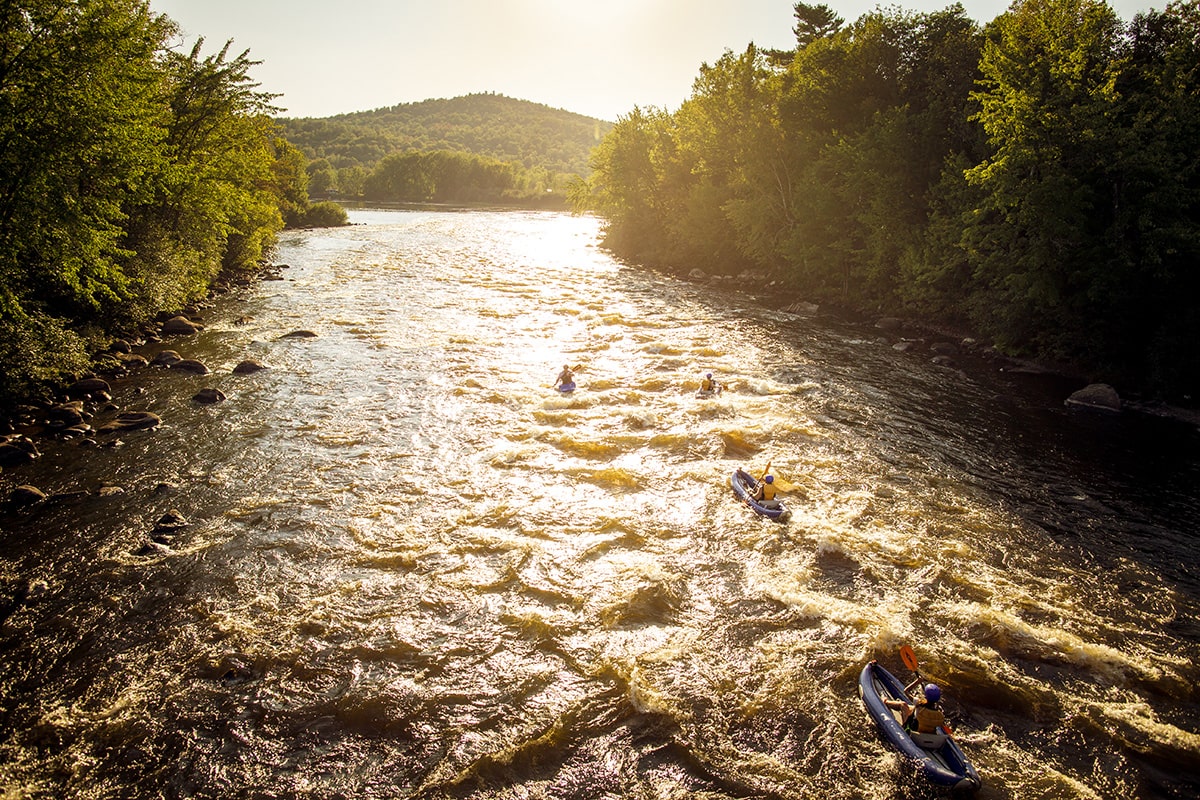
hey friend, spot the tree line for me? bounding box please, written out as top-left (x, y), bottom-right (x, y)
top-left (0, 0), bottom-right (345, 409)
top-left (359, 149), bottom-right (570, 206)
top-left (574, 0), bottom-right (1200, 401)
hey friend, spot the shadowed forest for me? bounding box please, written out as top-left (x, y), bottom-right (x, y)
top-left (575, 0), bottom-right (1200, 401)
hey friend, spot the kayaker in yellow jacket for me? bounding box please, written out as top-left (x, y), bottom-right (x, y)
top-left (885, 683), bottom-right (946, 734)
top-left (751, 474), bottom-right (780, 509)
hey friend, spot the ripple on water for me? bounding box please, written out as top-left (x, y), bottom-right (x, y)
top-left (1, 208), bottom-right (1199, 799)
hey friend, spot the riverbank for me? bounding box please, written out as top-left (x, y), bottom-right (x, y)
top-left (0, 262), bottom-right (287, 495)
top-left (733, 276), bottom-right (1200, 430)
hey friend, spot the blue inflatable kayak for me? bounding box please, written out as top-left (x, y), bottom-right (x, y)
top-left (859, 661), bottom-right (982, 793)
top-left (557, 381), bottom-right (575, 393)
top-left (730, 469), bottom-right (790, 521)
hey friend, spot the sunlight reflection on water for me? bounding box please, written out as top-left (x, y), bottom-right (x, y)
top-left (0, 208), bottom-right (1197, 799)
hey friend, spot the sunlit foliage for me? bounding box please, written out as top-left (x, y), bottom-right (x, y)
top-left (0, 0), bottom-right (328, 407)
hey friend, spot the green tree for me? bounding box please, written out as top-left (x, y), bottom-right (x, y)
top-left (0, 2), bottom-right (320, 407)
top-left (120, 36), bottom-right (285, 324)
top-left (306, 158), bottom-right (339, 197)
top-left (964, 0), bottom-right (1124, 359)
top-left (575, 107), bottom-right (675, 261)
top-left (793, 2), bottom-right (844, 48)
top-left (0, 0), bottom-right (172, 402)
top-left (681, 45), bottom-right (789, 273)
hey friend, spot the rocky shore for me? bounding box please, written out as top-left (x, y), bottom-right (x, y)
top-left (0, 262), bottom-right (311, 513)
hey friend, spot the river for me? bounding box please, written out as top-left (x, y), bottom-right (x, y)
top-left (1, 207), bottom-right (1197, 799)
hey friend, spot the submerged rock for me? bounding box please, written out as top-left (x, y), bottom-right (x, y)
top-left (154, 509), bottom-right (189, 532)
top-left (97, 411), bottom-right (162, 433)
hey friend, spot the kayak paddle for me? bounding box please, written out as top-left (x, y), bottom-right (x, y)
top-left (900, 644), bottom-right (920, 674)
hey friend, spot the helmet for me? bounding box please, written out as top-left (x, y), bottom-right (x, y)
top-left (707, 373), bottom-right (712, 379)
top-left (764, 475), bottom-right (774, 483)
top-left (923, 684), bottom-right (941, 702)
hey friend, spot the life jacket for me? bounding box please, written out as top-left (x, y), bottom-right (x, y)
top-left (913, 704), bottom-right (945, 733)
top-left (759, 481), bottom-right (777, 501)
top-left (701, 378), bottom-right (715, 391)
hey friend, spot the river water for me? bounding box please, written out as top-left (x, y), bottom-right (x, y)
top-left (1, 208), bottom-right (1198, 799)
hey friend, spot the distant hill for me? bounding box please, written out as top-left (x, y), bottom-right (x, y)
top-left (275, 93), bottom-right (613, 177)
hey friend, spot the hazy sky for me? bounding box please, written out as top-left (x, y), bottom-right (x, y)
top-left (148, 0), bottom-right (1159, 122)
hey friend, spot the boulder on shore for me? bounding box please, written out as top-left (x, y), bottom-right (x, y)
top-left (45, 401), bottom-right (87, 429)
top-left (1066, 383), bottom-right (1121, 413)
top-left (0, 437), bottom-right (40, 466)
top-left (67, 378), bottom-right (111, 398)
top-left (930, 341), bottom-right (959, 356)
top-left (117, 353), bottom-right (150, 368)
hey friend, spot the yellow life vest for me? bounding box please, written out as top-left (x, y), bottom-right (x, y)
top-left (914, 704), bottom-right (945, 733)
top-left (760, 481), bottom-right (777, 501)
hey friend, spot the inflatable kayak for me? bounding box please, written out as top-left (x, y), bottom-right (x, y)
top-left (557, 381), bottom-right (575, 393)
top-left (859, 661), bottom-right (981, 794)
top-left (730, 469), bottom-right (790, 521)
top-left (695, 385), bottom-right (722, 398)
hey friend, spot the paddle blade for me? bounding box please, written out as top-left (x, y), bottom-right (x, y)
top-left (900, 645), bottom-right (919, 672)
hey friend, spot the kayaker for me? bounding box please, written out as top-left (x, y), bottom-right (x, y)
top-left (700, 373), bottom-right (719, 392)
top-left (750, 474), bottom-right (781, 509)
top-left (885, 683), bottom-right (946, 733)
top-left (555, 364), bottom-right (574, 388)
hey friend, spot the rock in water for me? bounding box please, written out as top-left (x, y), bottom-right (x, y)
top-left (161, 316), bottom-right (202, 335)
top-left (1065, 383), bottom-right (1121, 413)
top-left (193, 388), bottom-right (226, 404)
top-left (232, 359), bottom-right (268, 375)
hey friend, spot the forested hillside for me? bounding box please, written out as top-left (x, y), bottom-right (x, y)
top-left (577, 0), bottom-right (1200, 401)
top-left (276, 94), bottom-right (613, 201)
